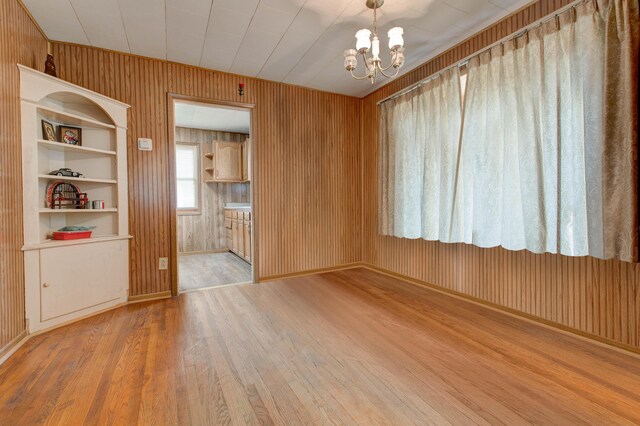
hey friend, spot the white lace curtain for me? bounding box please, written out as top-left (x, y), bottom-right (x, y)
top-left (379, 0), bottom-right (639, 262)
top-left (379, 67), bottom-right (462, 242)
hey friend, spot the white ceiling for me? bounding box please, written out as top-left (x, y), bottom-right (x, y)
top-left (174, 101), bottom-right (251, 133)
top-left (22, 0), bottom-right (531, 97)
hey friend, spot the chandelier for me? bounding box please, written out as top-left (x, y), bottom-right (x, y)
top-left (343, 0), bottom-right (405, 84)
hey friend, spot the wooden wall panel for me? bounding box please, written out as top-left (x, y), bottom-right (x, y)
top-left (51, 43), bottom-right (362, 295)
top-left (361, 0), bottom-right (640, 350)
top-left (0, 0), bottom-right (47, 355)
top-left (175, 127), bottom-right (249, 254)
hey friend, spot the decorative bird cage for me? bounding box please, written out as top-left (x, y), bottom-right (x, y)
top-left (46, 181), bottom-right (88, 209)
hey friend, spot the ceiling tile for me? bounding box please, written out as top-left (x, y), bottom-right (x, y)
top-left (207, 5), bottom-right (254, 36)
top-left (200, 31), bottom-right (244, 71)
top-left (229, 58), bottom-right (264, 77)
top-left (118, 0), bottom-right (166, 58)
top-left (167, 31), bottom-right (205, 66)
top-left (21, 0), bottom-right (89, 45)
top-left (68, 0), bottom-right (129, 52)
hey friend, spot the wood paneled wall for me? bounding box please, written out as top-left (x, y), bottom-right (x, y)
top-left (2, 0), bottom-right (636, 357)
top-left (50, 42), bottom-right (362, 296)
top-left (0, 0), bottom-right (47, 356)
top-left (361, 0), bottom-right (640, 350)
top-left (175, 127), bottom-right (249, 254)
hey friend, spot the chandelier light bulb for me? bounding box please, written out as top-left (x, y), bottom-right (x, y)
top-left (388, 27), bottom-right (404, 50)
top-left (355, 29), bottom-right (372, 53)
top-left (344, 49), bottom-right (358, 71)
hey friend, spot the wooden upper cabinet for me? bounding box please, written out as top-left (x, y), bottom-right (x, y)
top-left (214, 141), bottom-right (242, 182)
top-left (242, 138), bottom-right (251, 182)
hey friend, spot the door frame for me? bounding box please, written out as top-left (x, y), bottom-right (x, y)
top-left (167, 94), bottom-right (258, 296)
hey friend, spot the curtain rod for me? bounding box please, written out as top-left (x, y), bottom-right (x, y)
top-left (377, 0), bottom-right (589, 106)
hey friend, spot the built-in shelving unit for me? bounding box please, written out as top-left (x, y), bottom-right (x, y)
top-left (203, 144), bottom-right (215, 183)
top-left (19, 64), bottom-right (131, 333)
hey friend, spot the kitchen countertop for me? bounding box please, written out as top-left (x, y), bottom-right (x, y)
top-left (224, 204), bottom-right (251, 211)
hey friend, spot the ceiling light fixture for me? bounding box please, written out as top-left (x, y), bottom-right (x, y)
top-left (344, 0), bottom-right (405, 84)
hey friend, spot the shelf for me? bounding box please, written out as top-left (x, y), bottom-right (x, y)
top-left (39, 208), bottom-right (117, 214)
top-left (37, 105), bottom-right (116, 130)
top-left (204, 153), bottom-right (214, 159)
top-left (38, 174), bottom-right (117, 184)
top-left (37, 139), bottom-right (116, 156)
top-left (22, 235), bottom-right (133, 251)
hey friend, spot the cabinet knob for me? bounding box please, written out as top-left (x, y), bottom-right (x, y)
top-left (43, 282), bottom-right (50, 288)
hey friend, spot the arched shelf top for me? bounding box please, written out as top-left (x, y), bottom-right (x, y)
top-left (18, 64), bottom-right (129, 129)
top-left (38, 91), bottom-right (116, 128)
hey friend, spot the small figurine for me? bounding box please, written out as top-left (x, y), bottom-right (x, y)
top-left (44, 43), bottom-right (57, 77)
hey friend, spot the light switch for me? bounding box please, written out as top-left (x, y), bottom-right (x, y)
top-left (159, 257), bottom-right (168, 270)
top-left (138, 138), bottom-right (152, 151)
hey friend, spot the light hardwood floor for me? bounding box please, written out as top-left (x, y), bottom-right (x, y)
top-left (1, 268), bottom-right (639, 425)
top-left (178, 252), bottom-right (252, 291)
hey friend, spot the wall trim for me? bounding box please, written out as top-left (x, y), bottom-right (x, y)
top-left (260, 262), bottom-right (366, 282)
top-left (128, 291), bottom-right (172, 304)
top-left (358, 263), bottom-right (640, 357)
top-left (0, 331), bottom-right (29, 366)
top-left (179, 249), bottom-right (230, 256)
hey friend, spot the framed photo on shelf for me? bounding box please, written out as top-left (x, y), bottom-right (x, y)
top-left (59, 125), bottom-right (82, 146)
top-left (41, 120), bottom-right (56, 141)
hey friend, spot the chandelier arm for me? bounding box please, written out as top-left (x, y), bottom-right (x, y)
top-left (379, 51), bottom-right (399, 72)
top-left (350, 69), bottom-right (373, 80)
top-left (361, 52), bottom-right (373, 72)
top-left (378, 65), bottom-right (402, 79)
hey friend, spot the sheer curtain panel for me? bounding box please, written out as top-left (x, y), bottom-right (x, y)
top-left (452, 0), bottom-right (638, 261)
top-left (379, 67), bottom-right (463, 242)
top-left (378, 0), bottom-right (638, 262)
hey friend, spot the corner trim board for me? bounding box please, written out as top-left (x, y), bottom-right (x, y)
top-left (0, 331), bottom-right (29, 366)
top-left (259, 262), bottom-right (367, 282)
top-left (128, 291), bottom-right (172, 303)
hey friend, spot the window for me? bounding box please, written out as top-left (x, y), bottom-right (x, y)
top-left (176, 143), bottom-right (200, 213)
top-left (379, 0), bottom-right (638, 262)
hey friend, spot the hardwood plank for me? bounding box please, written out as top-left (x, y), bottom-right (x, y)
top-left (1, 268), bottom-right (639, 425)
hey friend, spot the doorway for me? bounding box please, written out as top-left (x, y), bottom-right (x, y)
top-left (169, 97), bottom-right (255, 294)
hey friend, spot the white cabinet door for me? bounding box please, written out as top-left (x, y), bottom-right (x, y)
top-left (40, 240), bottom-right (127, 321)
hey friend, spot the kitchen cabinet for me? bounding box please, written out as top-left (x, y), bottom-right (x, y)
top-left (225, 208), bottom-right (251, 264)
top-left (243, 213), bottom-right (251, 262)
top-left (214, 141), bottom-right (242, 182)
top-left (210, 140), bottom-right (250, 183)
